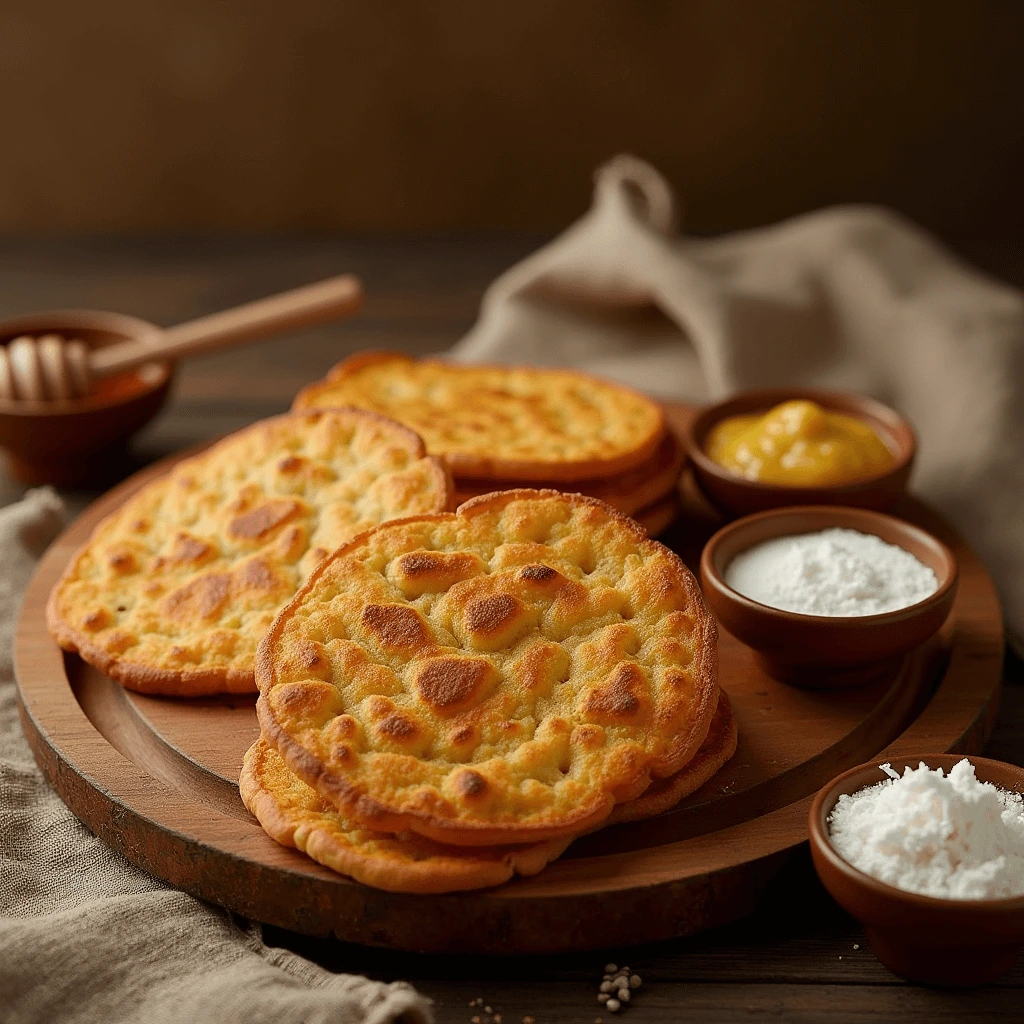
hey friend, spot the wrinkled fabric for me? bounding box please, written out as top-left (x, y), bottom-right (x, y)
top-left (0, 488), bottom-right (431, 1024)
top-left (453, 155), bottom-right (1024, 652)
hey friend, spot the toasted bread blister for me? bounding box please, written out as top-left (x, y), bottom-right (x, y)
top-left (240, 694), bottom-right (735, 893)
top-left (47, 408), bottom-right (452, 696)
top-left (293, 352), bottom-right (667, 482)
top-left (257, 489), bottom-right (718, 847)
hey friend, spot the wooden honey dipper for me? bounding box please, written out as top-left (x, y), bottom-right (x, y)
top-left (0, 274), bottom-right (363, 401)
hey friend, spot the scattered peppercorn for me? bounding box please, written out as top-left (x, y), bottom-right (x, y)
top-left (595, 964), bottom-right (643, 1014)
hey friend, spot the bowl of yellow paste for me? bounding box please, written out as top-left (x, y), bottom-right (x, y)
top-left (684, 388), bottom-right (916, 516)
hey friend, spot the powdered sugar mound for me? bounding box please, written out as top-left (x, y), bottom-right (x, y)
top-left (724, 527), bottom-right (938, 616)
top-left (828, 759), bottom-right (1024, 900)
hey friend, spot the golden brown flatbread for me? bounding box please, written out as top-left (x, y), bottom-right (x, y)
top-left (257, 489), bottom-right (717, 846)
top-left (240, 691), bottom-right (735, 893)
top-left (606, 690), bottom-right (737, 824)
top-left (48, 409), bottom-right (452, 696)
top-left (240, 737), bottom-right (572, 894)
top-left (292, 351), bottom-right (666, 482)
top-left (452, 431), bottom-right (685, 516)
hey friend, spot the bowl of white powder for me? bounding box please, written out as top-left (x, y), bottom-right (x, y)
top-left (700, 505), bottom-right (957, 687)
top-left (809, 755), bottom-right (1024, 986)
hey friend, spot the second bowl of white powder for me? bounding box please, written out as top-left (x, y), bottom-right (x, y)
top-left (810, 754), bottom-right (1024, 986)
top-left (700, 506), bottom-right (958, 687)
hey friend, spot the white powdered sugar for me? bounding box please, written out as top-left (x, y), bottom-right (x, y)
top-left (724, 527), bottom-right (938, 616)
top-left (828, 759), bottom-right (1024, 900)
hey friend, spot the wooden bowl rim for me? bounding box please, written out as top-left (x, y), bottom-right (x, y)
top-left (0, 307), bottom-right (171, 417)
top-left (700, 505), bottom-right (959, 627)
top-left (809, 753), bottom-right (1024, 914)
top-left (684, 387), bottom-right (917, 497)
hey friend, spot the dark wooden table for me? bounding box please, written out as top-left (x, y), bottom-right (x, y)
top-left (6, 237), bottom-right (1024, 1023)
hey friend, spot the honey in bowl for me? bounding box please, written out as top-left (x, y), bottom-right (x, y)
top-left (85, 367), bottom-right (159, 404)
top-left (706, 399), bottom-right (895, 487)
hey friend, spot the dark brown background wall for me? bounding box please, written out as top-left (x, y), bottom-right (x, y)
top-left (1, 0), bottom-right (1021, 240)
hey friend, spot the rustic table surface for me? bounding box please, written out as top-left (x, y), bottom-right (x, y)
top-left (6, 236), bottom-right (1024, 1024)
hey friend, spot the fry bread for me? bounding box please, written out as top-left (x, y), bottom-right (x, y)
top-left (240, 737), bottom-right (572, 894)
top-left (607, 690), bottom-right (737, 825)
top-left (241, 692), bottom-right (734, 893)
top-left (293, 352), bottom-right (666, 482)
top-left (48, 409), bottom-right (452, 695)
top-left (257, 489), bottom-right (717, 846)
top-left (453, 431), bottom-right (684, 516)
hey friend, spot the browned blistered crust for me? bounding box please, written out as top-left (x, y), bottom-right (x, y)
top-left (257, 488), bottom-right (718, 847)
top-left (293, 351), bottom-right (667, 483)
top-left (240, 736), bottom-right (573, 894)
top-left (605, 690), bottom-right (737, 825)
top-left (241, 692), bottom-right (734, 894)
top-left (47, 408), bottom-right (453, 696)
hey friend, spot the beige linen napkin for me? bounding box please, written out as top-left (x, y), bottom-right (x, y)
top-left (0, 489), bottom-right (431, 1024)
top-left (452, 155), bottom-right (1024, 652)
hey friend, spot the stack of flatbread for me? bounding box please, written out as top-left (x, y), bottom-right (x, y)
top-left (46, 357), bottom-right (736, 894)
top-left (293, 353), bottom-right (686, 537)
top-left (251, 488), bottom-right (734, 892)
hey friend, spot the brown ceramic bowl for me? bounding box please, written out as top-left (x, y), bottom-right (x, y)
top-left (810, 755), bottom-right (1024, 986)
top-left (684, 387), bottom-right (916, 517)
top-left (0, 309), bottom-right (173, 485)
top-left (699, 506), bottom-right (958, 687)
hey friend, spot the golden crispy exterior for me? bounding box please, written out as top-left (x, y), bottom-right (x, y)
top-left (257, 489), bottom-right (717, 846)
top-left (240, 692), bottom-right (733, 893)
top-left (48, 409), bottom-right (452, 696)
top-left (240, 737), bottom-right (572, 893)
top-left (606, 690), bottom-right (736, 825)
top-left (293, 351), bottom-right (666, 482)
top-left (453, 486), bottom-right (680, 545)
top-left (453, 432), bottom-right (685, 516)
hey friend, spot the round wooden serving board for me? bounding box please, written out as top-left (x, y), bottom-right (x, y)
top-left (14, 404), bottom-right (1004, 954)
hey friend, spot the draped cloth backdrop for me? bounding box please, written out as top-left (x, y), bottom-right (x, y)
top-left (454, 155), bottom-right (1024, 653)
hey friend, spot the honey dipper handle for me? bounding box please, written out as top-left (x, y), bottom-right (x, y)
top-left (89, 275), bottom-right (363, 375)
